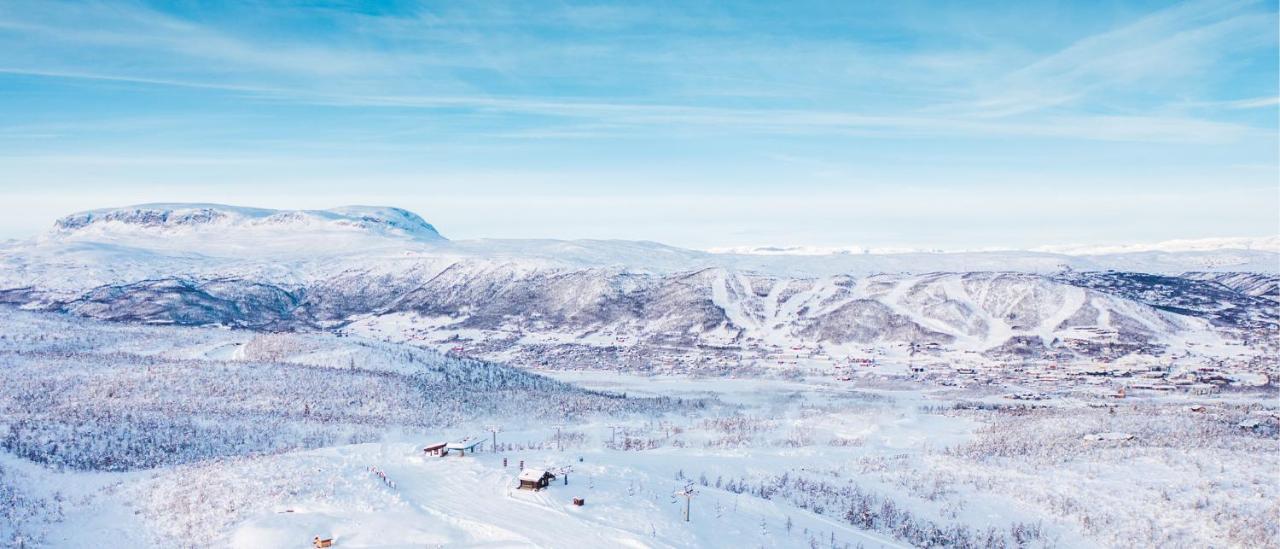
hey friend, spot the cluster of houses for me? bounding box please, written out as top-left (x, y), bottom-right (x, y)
top-left (354, 314), bottom-right (1276, 391)
top-left (840, 352), bottom-right (1274, 399)
top-left (495, 333), bottom-right (1276, 398)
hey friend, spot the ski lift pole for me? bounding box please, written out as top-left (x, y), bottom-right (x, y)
top-left (674, 482), bottom-right (697, 522)
top-left (487, 424), bottom-right (501, 452)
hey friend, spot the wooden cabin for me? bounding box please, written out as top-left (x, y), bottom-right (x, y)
top-left (423, 442), bottom-right (447, 457)
top-left (518, 468), bottom-right (557, 491)
top-left (313, 536), bottom-right (334, 548)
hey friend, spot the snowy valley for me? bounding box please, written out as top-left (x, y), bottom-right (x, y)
top-left (1, 204), bottom-right (1277, 548)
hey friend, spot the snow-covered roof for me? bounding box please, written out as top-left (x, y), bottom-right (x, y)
top-left (519, 468), bottom-right (553, 482)
top-left (447, 439), bottom-right (483, 450)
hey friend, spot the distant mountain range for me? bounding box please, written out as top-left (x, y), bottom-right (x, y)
top-left (1, 203), bottom-right (1275, 369)
top-left (710, 235), bottom-right (1280, 257)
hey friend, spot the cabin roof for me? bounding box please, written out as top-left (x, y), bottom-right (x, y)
top-left (519, 468), bottom-right (554, 482)
top-left (446, 438), bottom-right (483, 450)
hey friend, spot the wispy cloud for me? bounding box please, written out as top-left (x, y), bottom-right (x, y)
top-left (0, 66), bottom-right (289, 95)
top-left (1, 0), bottom-right (1272, 144)
top-left (0, 2), bottom-right (404, 76)
top-left (960, 0), bottom-right (1277, 117)
top-left (1222, 96), bottom-right (1280, 109)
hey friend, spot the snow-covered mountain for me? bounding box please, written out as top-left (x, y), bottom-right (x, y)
top-left (45, 203), bottom-right (445, 254)
top-left (14, 203), bottom-right (1279, 273)
top-left (1, 203), bottom-right (1275, 369)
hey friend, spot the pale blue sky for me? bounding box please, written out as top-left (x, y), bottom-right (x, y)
top-left (0, 0), bottom-right (1276, 249)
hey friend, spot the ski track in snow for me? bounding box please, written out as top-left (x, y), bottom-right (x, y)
top-left (1039, 285), bottom-right (1087, 345)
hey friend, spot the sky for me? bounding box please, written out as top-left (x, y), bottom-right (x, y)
top-left (0, 0), bottom-right (1277, 250)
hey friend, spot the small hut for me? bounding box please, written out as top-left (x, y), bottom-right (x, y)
top-left (423, 442), bottom-right (447, 457)
top-left (518, 468), bottom-right (557, 491)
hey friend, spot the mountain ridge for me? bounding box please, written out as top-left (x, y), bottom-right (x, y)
top-left (49, 203), bottom-right (446, 245)
top-left (1, 203), bottom-right (1275, 371)
top-left (16, 203), bottom-right (1280, 275)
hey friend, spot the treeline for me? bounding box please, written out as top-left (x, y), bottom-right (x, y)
top-left (0, 325), bottom-right (695, 471)
top-left (682, 470), bottom-right (1050, 549)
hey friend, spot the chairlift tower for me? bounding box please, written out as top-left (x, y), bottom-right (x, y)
top-left (486, 424), bottom-right (501, 451)
top-left (673, 482), bottom-right (697, 522)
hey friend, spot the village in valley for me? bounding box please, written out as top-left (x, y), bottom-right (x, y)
top-left (343, 310), bottom-right (1278, 405)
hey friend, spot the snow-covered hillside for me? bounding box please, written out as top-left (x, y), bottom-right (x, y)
top-left (0, 308), bottom-right (684, 472)
top-left (0, 204), bottom-right (1275, 370)
top-left (1, 205), bottom-right (1276, 548)
top-left (2, 309), bottom-right (1275, 548)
